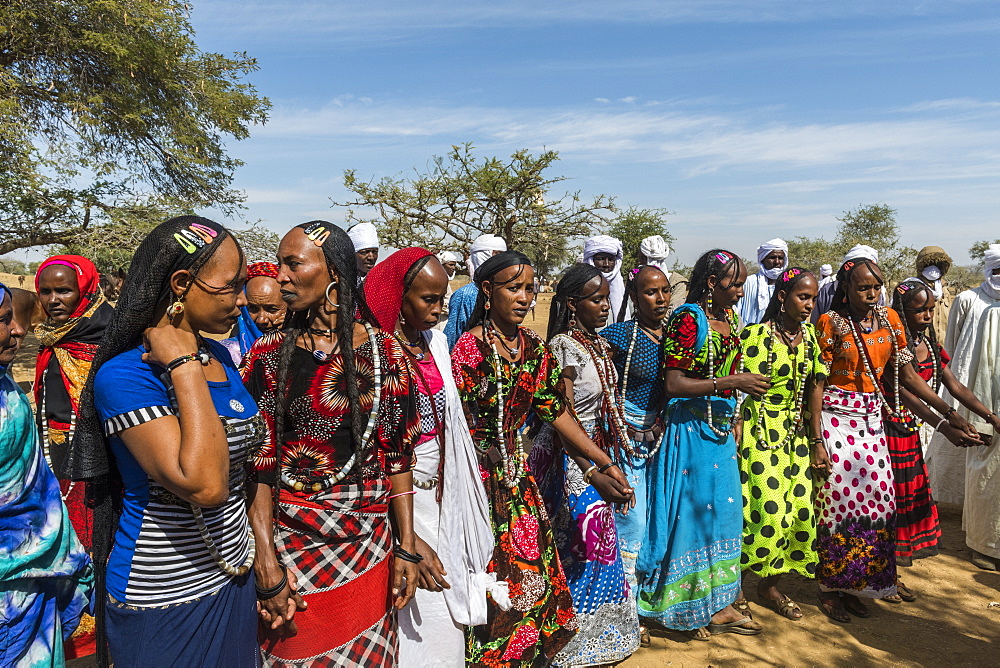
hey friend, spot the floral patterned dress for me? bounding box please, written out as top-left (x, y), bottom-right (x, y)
top-left (452, 329), bottom-right (578, 666)
top-left (636, 305), bottom-right (744, 630)
top-left (529, 333), bottom-right (639, 667)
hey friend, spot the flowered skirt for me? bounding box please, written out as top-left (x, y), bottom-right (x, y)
top-left (885, 415), bottom-right (940, 561)
top-left (467, 450), bottom-right (577, 666)
top-left (816, 387), bottom-right (897, 598)
top-left (261, 478), bottom-right (397, 667)
top-left (636, 397), bottom-right (743, 631)
top-left (531, 422), bottom-right (639, 667)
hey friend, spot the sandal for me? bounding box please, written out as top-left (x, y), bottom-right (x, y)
top-left (882, 593), bottom-right (903, 604)
top-left (766, 595), bottom-right (803, 620)
top-left (896, 579), bottom-right (917, 603)
top-left (818, 593), bottom-right (850, 624)
top-left (707, 616), bottom-right (762, 636)
top-left (688, 627), bottom-right (711, 641)
top-left (732, 597), bottom-right (754, 621)
top-left (842, 594), bottom-right (871, 618)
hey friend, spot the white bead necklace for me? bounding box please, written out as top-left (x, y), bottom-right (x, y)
top-left (703, 305), bottom-right (740, 438)
top-left (744, 322), bottom-right (811, 451)
top-left (486, 321), bottom-right (527, 489)
top-left (620, 320), bottom-right (663, 459)
top-left (279, 322), bottom-right (381, 492)
top-left (567, 330), bottom-right (633, 459)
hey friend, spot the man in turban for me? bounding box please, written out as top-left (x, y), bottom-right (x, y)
top-left (737, 238), bottom-right (789, 326)
top-left (434, 251), bottom-right (462, 330)
top-left (583, 235), bottom-right (626, 322)
top-left (638, 235), bottom-right (688, 311)
top-left (905, 246), bottom-right (953, 342)
top-left (811, 244), bottom-right (880, 323)
top-left (347, 222), bottom-right (380, 283)
top-left (818, 263), bottom-right (835, 287)
top-left (444, 234), bottom-right (507, 348)
top-left (926, 244), bottom-right (1000, 518)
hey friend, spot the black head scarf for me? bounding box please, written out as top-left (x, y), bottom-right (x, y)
top-left (466, 250), bottom-right (532, 331)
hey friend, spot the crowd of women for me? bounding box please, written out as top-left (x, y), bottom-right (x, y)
top-left (2, 214), bottom-right (999, 668)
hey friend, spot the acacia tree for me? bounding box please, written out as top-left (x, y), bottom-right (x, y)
top-left (333, 144), bottom-right (615, 276)
top-left (970, 239), bottom-right (1000, 266)
top-left (0, 0), bottom-right (270, 255)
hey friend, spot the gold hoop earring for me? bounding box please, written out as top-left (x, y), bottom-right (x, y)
top-left (324, 281), bottom-right (339, 308)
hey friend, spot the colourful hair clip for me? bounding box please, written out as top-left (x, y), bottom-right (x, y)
top-left (714, 251), bottom-right (733, 264)
top-left (303, 222), bottom-right (330, 247)
top-left (781, 267), bottom-right (803, 282)
top-left (896, 283), bottom-right (913, 293)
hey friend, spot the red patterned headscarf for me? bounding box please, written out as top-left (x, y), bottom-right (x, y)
top-left (363, 247), bottom-right (433, 332)
top-left (35, 254), bottom-right (102, 319)
top-left (247, 261), bottom-right (279, 281)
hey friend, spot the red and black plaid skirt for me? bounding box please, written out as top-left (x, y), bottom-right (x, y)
top-left (261, 478), bottom-right (397, 667)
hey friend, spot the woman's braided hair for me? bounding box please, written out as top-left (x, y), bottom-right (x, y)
top-left (891, 279), bottom-right (939, 376)
top-left (547, 263), bottom-right (603, 340)
top-left (686, 248), bottom-right (742, 304)
top-left (761, 267), bottom-right (815, 324)
top-left (270, 222), bottom-right (376, 503)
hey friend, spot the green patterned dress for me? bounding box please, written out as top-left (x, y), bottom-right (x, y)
top-left (738, 323), bottom-right (828, 578)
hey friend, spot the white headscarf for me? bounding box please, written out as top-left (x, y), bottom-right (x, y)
top-left (436, 251), bottom-right (461, 278)
top-left (347, 222), bottom-right (379, 252)
top-left (756, 238), bottom-right (789, 281)
top-left (983, 244), bottom-right (1000, 299)
top-left (583, 235), bottom-right (625, 319)
top-left (640, 235), bottom-right (671, 275)
top-left (468, 234), bottom-right (507, 275)
top-left (842, 244), bottom-right (879, 265)
top-left (820, 264), bottom-right (833, 278)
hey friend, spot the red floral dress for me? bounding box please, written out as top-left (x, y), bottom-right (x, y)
top-left (452, 329), bottom-right (578, 667)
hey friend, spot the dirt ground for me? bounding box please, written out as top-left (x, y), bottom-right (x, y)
top-left (19, 289), bottom-right (1000, 667)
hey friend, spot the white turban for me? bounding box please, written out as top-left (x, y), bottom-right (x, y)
top-left (756, 238), bottom-right (789, 281)
top-left (841, 244), bottom-right (879, 266)
top-left (348, 222), bottom-right (379, 252)
top-left (982, 244), bottom-right (1000, 299)
top-left (819, 264), bottom-right (833, 278)
top-left (469, 234), bottom-right (507, 274)
top-left (640, 235), bottom-right (671, 275)
top-left (583, 235), bottom-right (625, 321)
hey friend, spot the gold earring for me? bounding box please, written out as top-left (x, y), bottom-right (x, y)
top-left (167, 299), bottom-right (185, 317)
top-left (485, 298), bottom-right (492, 312)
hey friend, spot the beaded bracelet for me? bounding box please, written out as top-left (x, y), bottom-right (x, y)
top-left (166, 350), bottom-right (210, 373)
top-left (944, 407), bottom-right (957, 417)
top-left (393, 545), bottom-right (424, 563)
top-left (712, 378), bottom-right (718, 395)
top-left (582, 465), bottom-right (598, 484)
top-left (388, 491), bottom-right (416, 501)
top-left (256, 565), bottom-right (288, 600)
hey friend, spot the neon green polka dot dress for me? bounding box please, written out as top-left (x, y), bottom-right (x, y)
top-left (738, 323), bottom-right (828, 578)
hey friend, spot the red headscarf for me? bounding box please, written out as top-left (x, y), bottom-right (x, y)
top-left (35, 254), bottom-right (102, 318)
top-left (247, 261), bottom-right (279, 281)
top-left (363, 247), bottom-right (433, 332)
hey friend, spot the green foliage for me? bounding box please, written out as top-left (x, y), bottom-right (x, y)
top-left (0, 0), bottom-right (270, 255)
top-left (834, 204), bottom-right (915, 286)
top-left (948, 264), bottom-right (983, 294)
top-left (0, 256), bottom-right (31, 274)
top-left (333, 143), bottom-right (615, 278)
top-left (970, 239), bottom-right (1000, 266)
top-left (233, 222), bottom-right (281, 264)
top-left (605, 207), bottom-right (674, 273)
top-left (785, 204), bottom-right (914, 286)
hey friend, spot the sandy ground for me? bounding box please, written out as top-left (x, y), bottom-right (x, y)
top-left (21, 290), bottom-right (1000, 666)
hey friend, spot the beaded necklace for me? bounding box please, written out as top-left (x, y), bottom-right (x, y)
top-left (840, 306), bottom-right (903, 418)
top-left (914, 332), bottom-right (942, 394)
top-left (702, 305), bottom-right (740, 438)
top-left (398, 335), bottom-right (445, 490)
top-left (485, 321), bottom-right (527, 488)
top-left (566, 329), bottom-right (633, 460)
top-left (744, 322), bottom-right (812, 451)
top-left (621, 319), bottom-right (663, 459)
top-left (279, 322), bottom-right (382, 492)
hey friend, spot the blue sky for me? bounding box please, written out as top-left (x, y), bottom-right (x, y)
top-left (192, 0), bottom-right (1000, 266)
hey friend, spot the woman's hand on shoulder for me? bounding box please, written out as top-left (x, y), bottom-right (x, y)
top-left (142, 326), bottom-right (200, 368)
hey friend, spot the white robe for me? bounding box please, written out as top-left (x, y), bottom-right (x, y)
top-left (925, 285), bottom-right (1000, 504)
top-left (964, 304), bottom-right (1000, 558)
top-left (398, 330), bottom-right (496, 667)
top-left (737, 272), bottom-right (773, 327)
